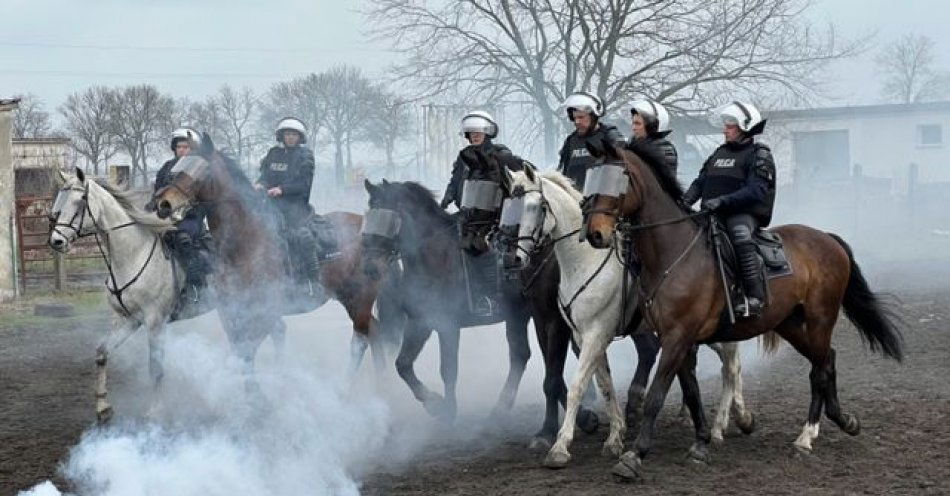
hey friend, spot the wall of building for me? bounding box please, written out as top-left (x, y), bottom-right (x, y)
top-left (762, 107), bottom-right (950, 191)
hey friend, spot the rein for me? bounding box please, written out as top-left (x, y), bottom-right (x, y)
top-left (52, 182), bottom-right (163, 317)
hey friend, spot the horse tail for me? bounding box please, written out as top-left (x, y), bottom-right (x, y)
top-left (828, 233), bottom-right (904, 362)
top-left (759, 331), bottom-right (782, 355)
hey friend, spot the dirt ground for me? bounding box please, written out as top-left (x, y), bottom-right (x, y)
top-left (2, 286), bottom-right (949, 495)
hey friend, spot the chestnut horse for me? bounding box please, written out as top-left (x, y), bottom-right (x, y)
top-left (581, 143), bottom-right (903, 480)
top-left (152, 136), bottom-right (396, 377)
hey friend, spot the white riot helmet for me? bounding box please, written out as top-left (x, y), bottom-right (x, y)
top-left (630, 99), bottom-right (672, 137)
top-left (276, 117), bottom-right (308, 144)
top-left (460, 111), bottom-right (498, 139)
top-left (170, 127), bottom-right (200, 151)
top-left (709, 101), bottom-right (766, 135)
top-left (562, 92), bottom-right (605, 121)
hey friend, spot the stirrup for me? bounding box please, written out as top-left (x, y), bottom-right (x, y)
top-left (734, 296), bottom-right (763, 318)
top-left (472, 296), bottom-right (494, 317)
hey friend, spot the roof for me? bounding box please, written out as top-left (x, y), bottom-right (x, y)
top-left (13, 137), bottom-right (71, 146)
top-left (0, 97), bottom-right (20, 111)
top-left (767, 100), bottom-right (950, 121)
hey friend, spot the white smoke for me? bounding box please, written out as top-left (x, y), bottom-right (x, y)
top-left (20, 313), bottom-right (390, 496)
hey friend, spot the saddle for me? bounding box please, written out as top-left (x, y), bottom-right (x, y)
top-left (710, 218), bottom-right (792, 310)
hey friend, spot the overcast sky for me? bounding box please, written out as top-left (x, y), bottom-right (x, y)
top-left (1, 0), bottom-right (948, 113)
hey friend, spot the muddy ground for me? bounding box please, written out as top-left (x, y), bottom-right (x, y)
top-left (2, 284), bottom-right (948, 495)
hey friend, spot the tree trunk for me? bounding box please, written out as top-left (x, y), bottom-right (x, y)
top-left (386, 141), bottom-right (395, 177)
top-left (542, 110), bottom-right (558, 167)
top-left (334, 137), bottom-right (344, 189)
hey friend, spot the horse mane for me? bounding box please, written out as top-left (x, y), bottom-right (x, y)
top-left (92, 179), bottom-right (175, 234)
top-left (539, 170), bottom-right (584, 202)
top-left (400, 181), bottom-right (454, 227)
top-left (211, 150), bottom-right (259, 203)
top-left (622, 141), bottom-right (685, 201)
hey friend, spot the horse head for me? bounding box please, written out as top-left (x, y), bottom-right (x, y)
top-left (581, 137), bottom-right (686, 248)
top-left (498, 166), bottom-right (556, 269)
top-left (48, 167), bottom-right (92, 252)
top-left (153, 133), bottom-right (224, 221)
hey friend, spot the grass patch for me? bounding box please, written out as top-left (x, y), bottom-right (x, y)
top-left (0, 290), bottom-right (109, 329)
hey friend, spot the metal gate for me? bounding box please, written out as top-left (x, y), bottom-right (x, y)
top-left (14, 195), bottom-right (105, 293)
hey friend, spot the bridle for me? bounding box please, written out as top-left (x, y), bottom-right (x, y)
top-left (50, 181), bottom-right (160, 316)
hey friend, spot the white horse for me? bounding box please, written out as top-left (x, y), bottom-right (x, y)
top-left (47, 168), bottom-right (258, 421)
top-left (503, 168), bottom-right (753, 468)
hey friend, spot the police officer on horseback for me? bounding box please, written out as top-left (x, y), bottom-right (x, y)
top-left (153, 127), bottom-right (210, 306)
top-left (254, 117), bottom-right (323, 289)
top-left (557, 92), bottom-right (626, 190)
top-left (628, 99), bottom-right (678, 176)
top-left (682, 102), bottom-right (776, 317)
top-left (440, 110), bottom-right (527, 316)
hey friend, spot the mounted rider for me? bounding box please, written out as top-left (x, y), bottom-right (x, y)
top-left (628, 99), bottom-right (678, 176)
top-left (440, 110), bottom-right (528, 316)
top-left (152, 127), bottom-right (211, 307)
top-left (254, 117), bottom-right (330, 292)
top-left (681, 101), bottom-right (777, 317)
top-left (557, 92), bottom-right (626, 190)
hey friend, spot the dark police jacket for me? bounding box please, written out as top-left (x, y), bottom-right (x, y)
top-left (557, 123), bottom-right (626, 190)
top-left (628, 135), bottom-right (678, 177)
top-left (257, 144), bottom-right (316, 225)
top-left (683, 139), bottom-right (776, 225)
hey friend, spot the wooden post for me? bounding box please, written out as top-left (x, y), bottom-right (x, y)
top-left (0, 98), bottom-right (19, 303)
top-left (54, 251), bottom-right (66, 291)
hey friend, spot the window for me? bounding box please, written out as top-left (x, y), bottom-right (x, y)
top-left (917, 124), bottom-right (943, 147)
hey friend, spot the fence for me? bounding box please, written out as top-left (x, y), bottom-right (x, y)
top-left (14, 195), bottom-right (106, 294)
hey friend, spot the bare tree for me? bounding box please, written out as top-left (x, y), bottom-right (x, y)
top-left (59, 87), bottom-right (117, 176)
top-left (106, 85), bottom-right (176, 186)
top-left (876, 34), bottom-right (947, 104)
top-left (364, 89), bottom-right (412, 177)
top-left (316, 65), bottom-right (377, 187)
top-left (217, 85), bottom-right (258, 169)
top-left (12, 93), bottom-right (52, 139)
top-left (368, 0), bottom-right (862, 163)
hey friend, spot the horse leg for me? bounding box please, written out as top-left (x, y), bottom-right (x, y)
top-left (543, 326), bottom-right (611, 469)
top-left (435, 327), bottom-right (460, 422)
top-left (593, 352), bottom-right (626, 458)
top-left (613, 330), bottom-right (691, 480)
top-left (491, 310), bottom-right (531, 417)
top-left (530, 315), bottom-right (561, 450)
top-left (819, 348), bottom-right (861, 436)
top-left (627, 330), bottom-right (659, 432)
top-left (774, 316), bottom-right (831, 453)
top-left (145, 317), bottom-right (167, 418)
top-left (569, 335), bottom-right (601, 428)
top-left (349, 332), bottom-right (370, 379)
top-left (271, 318), bottom-right (287, 359)
top-left (720, 342), bottom-right (755, 435)
top-left (707, 343), bottom-right (733, 442)
top-left (95, 318), bottom-right (139, 423)
top-left (395, 323), bottom-right (438, 412)
top-left (677, 345), bottom-right (712, 464)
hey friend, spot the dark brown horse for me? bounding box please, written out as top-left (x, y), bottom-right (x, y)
top-left (152, 136), bottom-right (397, 377)
top-left (581, 143), bottom-right (903, 479)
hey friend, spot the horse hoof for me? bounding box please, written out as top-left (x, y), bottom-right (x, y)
top-left (737, 412), bottom-right (756, 435)
top-left (577, 410), bottom-right (600, 434)
top-left (542, 450), bottom-right (571, 469)
top-left (686, 443), bottom-right (709, 465)
top-left (611, 451), bottom-right (643, 482)
top-left (602, 440), bottom-right (624, 458)
top-left (96, 406), bottom-right (114, 425)
top-left (711, 432), bottom-right (725, 446)
top-left (528, 436), bottom-right (553, 452)
top-left (842, 414), bottom-right (861, 436)
top-left (792, 443), bottom-right (813, 456)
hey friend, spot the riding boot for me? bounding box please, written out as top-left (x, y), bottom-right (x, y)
top-left (735, 243), bottom-right (765, 317)
top-left (472, 252), bottom-right (498, 317)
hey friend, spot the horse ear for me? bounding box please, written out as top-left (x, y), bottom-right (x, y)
top-left (200, 132), bottom-right (215, 156)
top-left (75, 166), bottom-right (86, 183)
top-left (53, 168), bottom-right (67, 187)
top-left (363, 178), bottom-right (377, 195)
top-left (524, 165), bottom-right (536, 183)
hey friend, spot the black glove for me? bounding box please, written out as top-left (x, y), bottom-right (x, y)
top-left (702, 198), bottom-right (724, 211)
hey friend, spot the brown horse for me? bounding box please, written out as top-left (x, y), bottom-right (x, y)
top-left (581, 143), bottom-right (903, 480)
top-left (152, 136), bottom-right (397, 377)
